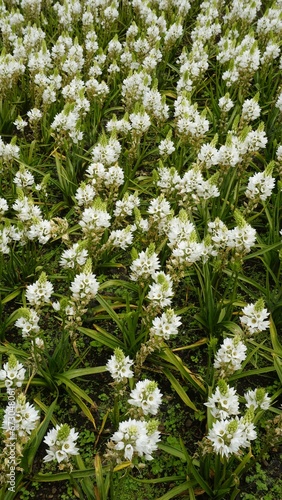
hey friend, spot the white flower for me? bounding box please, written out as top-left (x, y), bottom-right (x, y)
top-left (129, 110), bottom-right (151, 134)
top-left (147, 272), bottom-right (174, 308)
top-left (208, 418), bottom-right (254, 459)
top-left (110, 418), bottom-right (160, 461)
top-left (218, 94), bottom-right (234, 112)
top-left (13, 168), bottom-right (34, 189)
top-left (128, 380), bottom-right (162, 415)
top-left (91, 138), bottom-right (121, 167)
top-left (27, 220), bottom-right (52, 244)
top-left (156, 166), bottom-right (181, 194)
top-left (245, 172), bottom-right (275, 201)
top-left (158, 138), bottom-right (175, 156)
top-left (15, 308), bottom-right (40, 338)
top-left (197, 143), bottom-right (219, 169)
top-left (276, 91), bottom-right (282, 112)
top-left (70, 271), bottom-right (99, 301)
top-left (14, 116), bottom-right (28, 131)
top-left (228, 221), bottom-right (256, 254)
top-left (109, 226), bottom-right (135, 250)
top-left (276, 144), bottom-right (282, 162)
top-left (26, 273), bottom-right (53, 308)
top-left (0, 197), bottom-right (8, 215)
top-left (147, 196), bottom-right (171, 222)
top-left (214, 337), bottom-right (247, 375)
top-left (205, 382), bottom-right (240, 420)
top-left (240, 299), bottom-right (270, 335)
top-left (2, 393), bottom-right (40, 438)
top-left (43, 424), bottom-right (79, 463)
top-left (0, 355), bottom-right (26, 388)
top-left (114, 193), bottom-right (140, 218)
top-left (150, 309), bottom-right (181, 340)
top-left (130, 246), bottom-right (160, 281)
top-left (79, 204), bottom-right (111, 234)
top-left (244, 388), bottom-right (271, 411)
top-left (241, 98), bottom-right (261, 122)
top-left (106, 348), bottom-right (134, 382)
top-left (60, 243), bottom-right (88, 269)
top-left (27, 108), bottom-right (42, 123)
top-left (75, 183), bottom-right (96, 207)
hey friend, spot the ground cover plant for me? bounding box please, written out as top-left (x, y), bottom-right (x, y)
top-left (0, 0), bottom-right (282, 498)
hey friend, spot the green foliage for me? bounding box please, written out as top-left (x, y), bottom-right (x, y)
top-left (1, 0), bottom-right (282, 499)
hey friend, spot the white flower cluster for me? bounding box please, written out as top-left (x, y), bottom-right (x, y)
top-left (15, 308), bottom-right (40, 338)
top-left (70, 269), bottom-right (99, 302)
top-left (0, 354), bottom-right (26, 388)
top-left (149, 309), bottom-right (182, 341)
top-left (130, 245), bottom-right (160, 281)
top-left (206, 381), bottom-right (271, 459)
top-left (43, 424), bottom-right (79, 464)
top-left (128, 379), bottom-right (162, 416)
top-left (147, 272), bottom-right (174, 309)
top-left (59, 242), bottom-right (88, 269)
top-left (26, 272), bottom-right (54, 309)
top-left (110, 418), bottom-right (160, 462)
top-left (106, 348), bottom-right (134, 382)
top-left (245, 169), bottom-right (275, 202)
top-left (2, 393), bottom-right (40, 439)
top-left (214, 336), bottom-right (247, 377)
top-left (240, 299), bottom-right (270, 336)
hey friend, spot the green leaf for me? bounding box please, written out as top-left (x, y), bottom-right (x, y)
top-left (33, 469), bottom-right (96, 482)
top-left (65, 388), bottom-right (96, 428)
top-left (96, 294), bottom-right (125, 333)
top-left (94, 453), bottom-right (109, 500)
top-left (273, 354), bottom-right (282, 385)
top-left (179, 438), bottom-right (214, 497)
top-left (78, 325), bottom-right (123, 350)
top-left (158, 443), bottom-right (186, 461)
top-left (55, 375), bottom-right (96, 406)
top-left (162, 367), bottom-right (198, 411)
top-left (21, 398), bottom-right (58, 472)
top-left (156, 481), bottom-right (196, 500)
top-left (1, 289), bottom-right (22, 304)
top-left (270, 316), bottom-right (282, 356)
top-left (159, 349), bottom-right (206, 395)
top-left (61, 366), bottom-right (107, 379)
top-left (74, 456), bottom-right (96, 499)
top-left (220, 321), bottom-right (244, 336)
top-left (243, 241), bottom-right (282, 260)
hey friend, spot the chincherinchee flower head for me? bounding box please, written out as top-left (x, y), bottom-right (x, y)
top-left (0, 354), bottom-right (26, 388)
top-left (227, 210), bottom-right (256, 254)
top-left (240, 298), bottom-right (270, 336)
top-left (245, 162), bottom-right (275, 202)
top-left (128, 380), bottom-right (162, 415)
top-left (15, 307), bottom-right (40, 338)
top-left (244, 388), bottom-right (271, 411)
top-left (205, 380), bottom-right (239, 420)
top-left (70, 259), bottom-right (99, 301)
top-left (79, 198), bottom-right (111, 236)
top-left (13, 167), bottom-right (35, 189)
top-left (59, 242), bottom-right (88, 269)
top-left (106, 348), bottom-right (134, 382)
top-left (26, 272), bottom-right (54, 308)
top-left (207, 416), bottom-right (256, 459)
top-left (147, 272), bottom-right (174, 309)
top-left (241, 97), bottom-right (261, 123)
top-left (110, 418), bottom-right (160, 462)
top-left (43, 424), bottom-right (79, 464)
top-left (130, 244), bottom-right (160, 281)
top-left (149, 309), bottom-right (181, 340)
top-left (2, 393), bottom-right (40, 439)
top-left (214, 336), bottom-right (247, 377)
